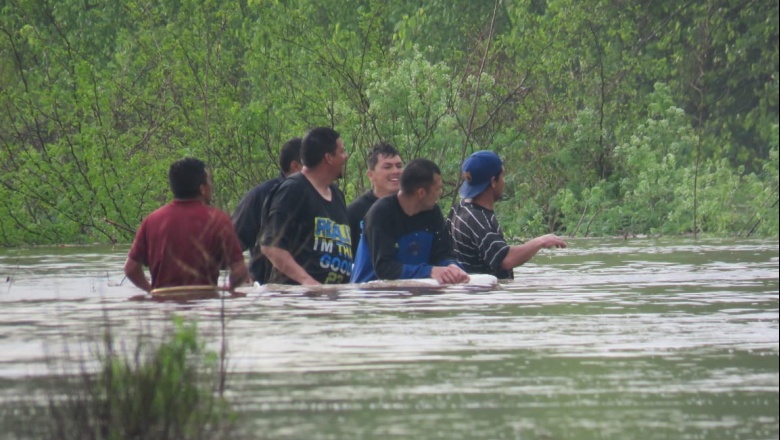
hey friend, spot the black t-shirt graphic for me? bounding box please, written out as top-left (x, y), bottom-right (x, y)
top-left (261, 173), bottom-right (353, 284)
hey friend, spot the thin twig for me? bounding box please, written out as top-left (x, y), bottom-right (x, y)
top-left (450, 0), bottom-right (500, 207)
top-left (103, 217), bottom-right (136, 234)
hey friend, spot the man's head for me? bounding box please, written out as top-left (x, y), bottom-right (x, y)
top-left (169, 157), bottom-right (212, 203)
top-left (302, 127), bottom-right (347, 179)
top-left (459, 151), bottom-right (504, 200)
top-left (279, 137), bottom-right (303, 176)
top-left (400, 158), bottom-right (443, 210)
top-left (367, 142), bottom-right (403, 197)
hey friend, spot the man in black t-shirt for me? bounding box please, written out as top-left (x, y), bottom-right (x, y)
top-left (347, 143), bottom-right (404, 255)
top-left (448, 151), bottom-right (567, 279)
top-left (351, 159), bottom-right (469, 285)
top-left (231, 138), bottom-right (302, 284)
top-left (261, 127), bottom-right (353, 285)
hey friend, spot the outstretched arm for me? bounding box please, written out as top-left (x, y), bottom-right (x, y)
top-left (500, 234), bottom-right (567, 270)
top-left (123, 257), bottom-right (151, 293)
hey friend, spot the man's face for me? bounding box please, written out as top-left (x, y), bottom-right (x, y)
top-left (368, 154), bottom-right (403, 197)
top-left (200, 170), bottom-right (214, 205)
top-left (494, 168), bottom-right (506, 200)
top-left (330, 138), bottom-right (348, 179)
top-left (420, 173), bottom-right (443, 210)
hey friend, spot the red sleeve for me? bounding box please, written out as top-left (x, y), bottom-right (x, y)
top-left (127, 218), bottom-right (149, 266)
top-left (218, 210), bottom-right (245, 268)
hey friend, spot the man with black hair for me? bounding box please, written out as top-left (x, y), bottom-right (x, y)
top-left (347, 142), bottom-right (404, 254)
top-left (232, 138), bottom-right (303, 283)
top-left (124, 157), bottom-right (248, 293)
top-left (261, 127), bottom-right (353, 285)
top-left (448, 151), bottom-right (567, 279)
top-left (350, 158), bottom-right (469, 284)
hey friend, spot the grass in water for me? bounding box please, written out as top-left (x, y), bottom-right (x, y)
top-left (9, 315), bottom-right (241, 440)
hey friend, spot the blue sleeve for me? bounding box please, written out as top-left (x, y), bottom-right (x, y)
top-left (435, 259), bottom-right (463, 269)
top-left (363, 199), bottom-right (452, 281)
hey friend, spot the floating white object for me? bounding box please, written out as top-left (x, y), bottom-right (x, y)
top-left (235, 274), bottom-right (498, 295)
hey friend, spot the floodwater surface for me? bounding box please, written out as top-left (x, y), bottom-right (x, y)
top-left (0, 238), bottom-right (778, 439)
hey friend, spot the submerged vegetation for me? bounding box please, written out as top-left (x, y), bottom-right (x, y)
top-left (0, 0), bottom-right (777, 244)
top-left (7, 316), bottom-right (240, 440)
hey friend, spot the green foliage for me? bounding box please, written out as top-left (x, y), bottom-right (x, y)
top-left (348, 48), bottom-right (462, 196)
top-left (549, 83), bottom-right (779, 237)
top-left (98, 318), bottom-right (225, 439)
top-left (40, 316), bottom-right (236, 440)
top-left (0, 0), bottom-right (777, 244)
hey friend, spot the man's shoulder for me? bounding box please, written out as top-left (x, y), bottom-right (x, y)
top-left (350, 190), bottom-right (376, 204)
top-left (364, 195), bottom-right (398, 221)
top-left (194, 203), bottom-right (233, 223)
top-left (272, 173), bottom-right (309, 198)
top-left (277, 172), bottom-right (305, 188)
top-left (146, 202), bottom-right (172, 216)
top-left (147, 200), bottom-right (227, 223)
top-left (255, 175), bottom-right (284, 193)
top-left (207, 204), bottom-right (232, 217)
top-left (419, 203), bottom-right (446, 227)
top-left (372, 194), bottom-right (398, 210)
top-left (147, 200), bottom-right (188, 218)
top-left (239, 176), bottom-right (283, 200)
top-left (452, 200), bottom-right (487, 218)
top-left (453, 201), bottom-right (501, 235)
top-left (347, 190), bottom-right (377, 211)
top-left (327, 183), bottom-right (349, 208)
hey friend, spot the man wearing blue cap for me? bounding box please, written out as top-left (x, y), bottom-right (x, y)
top-left (448, 151), bottom-right (567, 279)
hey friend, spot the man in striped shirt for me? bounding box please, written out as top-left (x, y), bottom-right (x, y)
top-left (447, 151), bottom-right (567, 279)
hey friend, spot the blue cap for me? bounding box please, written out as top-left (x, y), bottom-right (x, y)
top-left (458, 151), bottom-right (503, 199)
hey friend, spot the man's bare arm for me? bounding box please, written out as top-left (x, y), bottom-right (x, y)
top-left (501, 234), bottom-right (567, 270)
top-left (123, 257), bottom-right (151, 293)
top-left (227, 260), bottom-right (250, 292)
top-left (430, 264), bottom-right (470, 285)
top-left (261, 246), bottom-right (320, 285)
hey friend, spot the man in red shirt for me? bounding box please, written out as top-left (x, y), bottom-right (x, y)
top-left (124, 158), bottom-right (248, 295)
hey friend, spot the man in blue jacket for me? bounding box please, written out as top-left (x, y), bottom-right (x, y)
top-left (351, 158), bottom-right (469, 285)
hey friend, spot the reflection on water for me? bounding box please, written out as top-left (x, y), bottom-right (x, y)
top-left (1, 238), bottom-right (778, 439)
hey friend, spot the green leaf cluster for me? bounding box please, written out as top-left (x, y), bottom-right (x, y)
top-left (1, 0), bottom-right (777, 245)
top-left (37, 316), bottom-right (237, 440)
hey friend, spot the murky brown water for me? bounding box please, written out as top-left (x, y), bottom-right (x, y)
top-left (1, 238), bottom-right (778, 439)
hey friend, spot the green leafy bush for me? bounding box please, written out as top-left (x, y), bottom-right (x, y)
top-left (15, 316), bottom-right (240, 440)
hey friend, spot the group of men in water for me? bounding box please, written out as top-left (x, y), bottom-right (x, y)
top-left (123, 126), bottom-right (567, 295)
